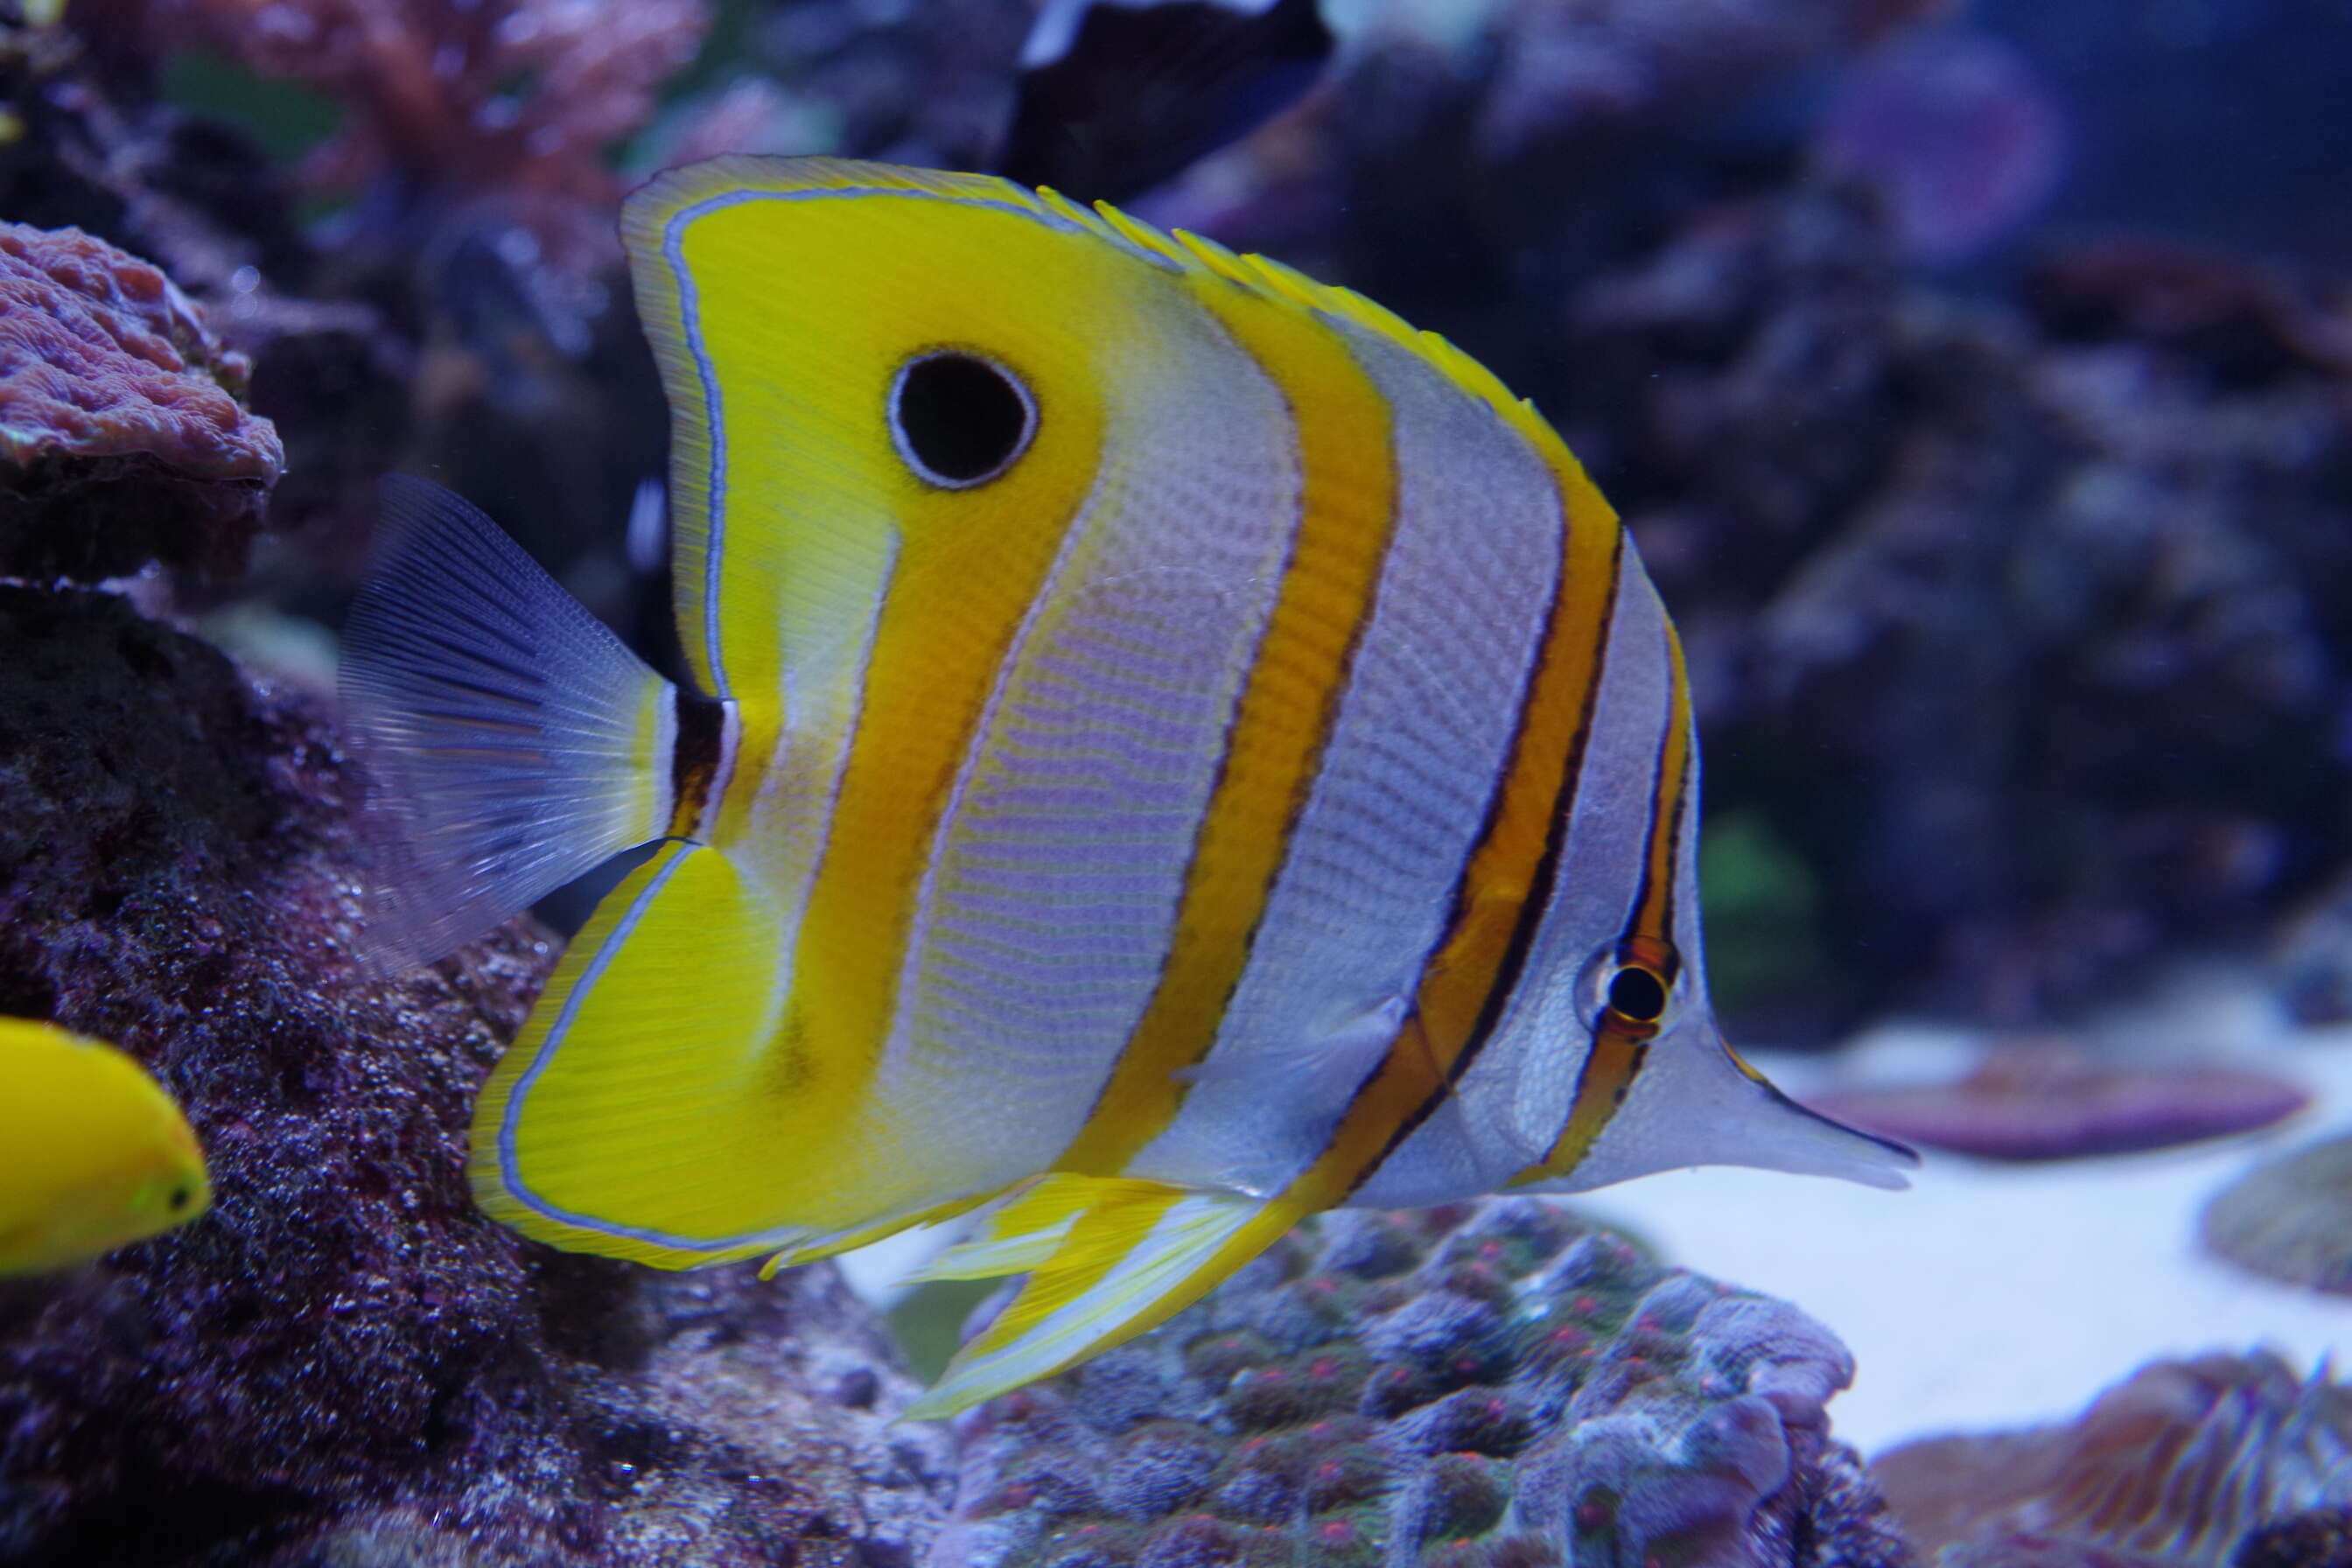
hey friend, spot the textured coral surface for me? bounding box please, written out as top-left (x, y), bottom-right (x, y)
top-left (1872, 1351), bottom-right (2352, 1568)
top-left (0, 584), bottom-right (948, 1567)
top-left (0, 222), bottom-right (282, 578)
top-left (2200, 1135), bottom-right (2352, 1297)
top-left (931, 1200), bottom-right (1912, 1568)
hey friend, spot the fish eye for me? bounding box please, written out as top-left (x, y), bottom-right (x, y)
top-left (889, 351), bottom-right (1037, 488)
top-left (1605, 964), bottom-right (1669, 1025)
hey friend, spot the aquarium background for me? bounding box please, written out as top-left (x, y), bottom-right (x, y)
top-left (1, 0), bottom-right (2348, 1564)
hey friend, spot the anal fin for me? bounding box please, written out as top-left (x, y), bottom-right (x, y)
top-left (906, 1178), bottom-right (1308, 1418)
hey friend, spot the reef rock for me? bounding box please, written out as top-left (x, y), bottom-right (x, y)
top-left (0, 583), bottom-right (950, 1567)
top-left (928, 1200), bottom-right (1912, 1568)
top-left (0, 221), bottom-right (282, 580)
top-left (1872, 1351), bottom-right (2352, 1568)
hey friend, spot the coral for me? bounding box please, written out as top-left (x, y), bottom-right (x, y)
top-left (1873, 1351), bottom-right (2352, 1568)
top-left (0, 584), bottom-right (951, 1566)
top-left (1810, 30), bottom-right (2068, 263)
top-left (2236, 1507), bottom-right (2352, 1568)
top-left (928, 1201), bottom-right (1914, 1568)
top-left (0, 12), bottom-right (308, 295)
top-left (0, 220), bottom-right (281, 578)
top-left (2200, 1135), bottom-right (2352, 1297)
top-left (117, 0), bottom-right (710, 265)
top-left (1803, 1043), bottom-right (2309, 1160)
top-left (140, 0), bottom-right (706, 194)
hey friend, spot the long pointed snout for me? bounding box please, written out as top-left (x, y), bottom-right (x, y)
top-left (1543, 1012), bottom-right (1920, 1194)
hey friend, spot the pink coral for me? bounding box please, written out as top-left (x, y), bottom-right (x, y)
top-left (0, 221), bottom-right (283, 578)
top-left (129, 0), bottom-right (709, 209)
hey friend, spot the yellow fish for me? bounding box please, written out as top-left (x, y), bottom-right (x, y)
top-left (341, 156), bottom-right (1914, 1416)
top-left (0, 1017), bottom-right (210, 1274)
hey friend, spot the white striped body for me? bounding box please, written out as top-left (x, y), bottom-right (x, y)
top-left (341, 157), bottom-right (1914, 1418)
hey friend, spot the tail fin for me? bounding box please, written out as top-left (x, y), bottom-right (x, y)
top-left (905, 1177), bottom-right (1308, 1418)
top-left (340, 476), bottom-right (678, 972)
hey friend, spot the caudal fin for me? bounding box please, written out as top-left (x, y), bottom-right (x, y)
top-left (906, 1177), bottom-right (1306, 1418)
top-left (340, 476), bottom-right (679, 972)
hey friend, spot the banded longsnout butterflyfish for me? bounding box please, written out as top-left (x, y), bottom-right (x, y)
top-left (0, 1017), bottom-right (210, 1275)
top-left (341, 155), bottom-right (1916, 1417)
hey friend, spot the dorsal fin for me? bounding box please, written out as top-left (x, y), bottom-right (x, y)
top-left (622, 156), bottom-right (1591, 640)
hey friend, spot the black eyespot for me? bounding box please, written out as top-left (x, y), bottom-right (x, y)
top-left (166, 1184), bottom-right (192, 1214)
top-left (1606, 964), bottom-right (1668, 1024)
top-left (889, 351), bottom-right (1037, 488)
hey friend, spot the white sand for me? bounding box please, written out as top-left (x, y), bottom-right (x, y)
top-left (1575, 1013), bottom-right (2352, 1453)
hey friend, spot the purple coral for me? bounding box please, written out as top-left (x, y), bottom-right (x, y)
top-left (930, 1202), bottom-right (1913, 1568)
top-left (1811, 31), bottom-right (2069, 263)
top-left (0, 221), bottom-right (283, 578)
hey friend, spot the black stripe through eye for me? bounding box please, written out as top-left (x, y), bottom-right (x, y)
top-left (1606, 965), bottom-right (1668, 1024)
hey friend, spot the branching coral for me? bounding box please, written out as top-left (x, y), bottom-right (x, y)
top-left (123, 0), bottom-right (709, 242)
top-left (0, 220), bottom-right (281, 578)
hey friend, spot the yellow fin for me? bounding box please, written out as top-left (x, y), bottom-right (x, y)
top-left (906, 1180), bottom-right (1309, 1418)
top-left (473, 840), bottom-right (938, 1266)
top-left (759, 1188), bottom-right (1002, 1278)
top-left (906, 1173), bottom-right (1138, 1283)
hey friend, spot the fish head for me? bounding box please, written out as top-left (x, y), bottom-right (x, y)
top-left (119, 1119), bottom-right (213, 1249)
top-left (0, 1133), bottom-right (209, 1278)
top-left (1502, 567), bottom-right (1916, 1198)
top-left (48, 1110), bottom-right (213, 1269)
top-left (1544, 986), bottom-right (1920, 1195)
top-left (1518, 854), bottom-right (1918, 1196)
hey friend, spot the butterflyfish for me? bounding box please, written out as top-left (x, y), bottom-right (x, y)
top-left (0, 1017), bottom-right (210, 1275)
top-left (340, 155), bottom-right (1916, 1418)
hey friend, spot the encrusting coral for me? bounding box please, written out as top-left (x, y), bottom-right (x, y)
top-left (928, 1200), bottom-right (1913, 1568)
top-left (0, 220), bottom-right (282, 578)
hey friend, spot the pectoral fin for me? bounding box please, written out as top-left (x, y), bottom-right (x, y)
top-left (906, 1178), bottom-right (1307, 1418)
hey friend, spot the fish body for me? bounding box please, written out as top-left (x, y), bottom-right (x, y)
top-left (341, 156), bottom-right (1914, 1415)
top-left (0, 1018), bottom-right (210, 1274)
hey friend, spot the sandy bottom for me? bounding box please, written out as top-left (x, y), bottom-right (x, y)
top-left (844, 994), bottom-right (2352, 1455)
top-left (1579, 1004), bottom-right (2352, 1452)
